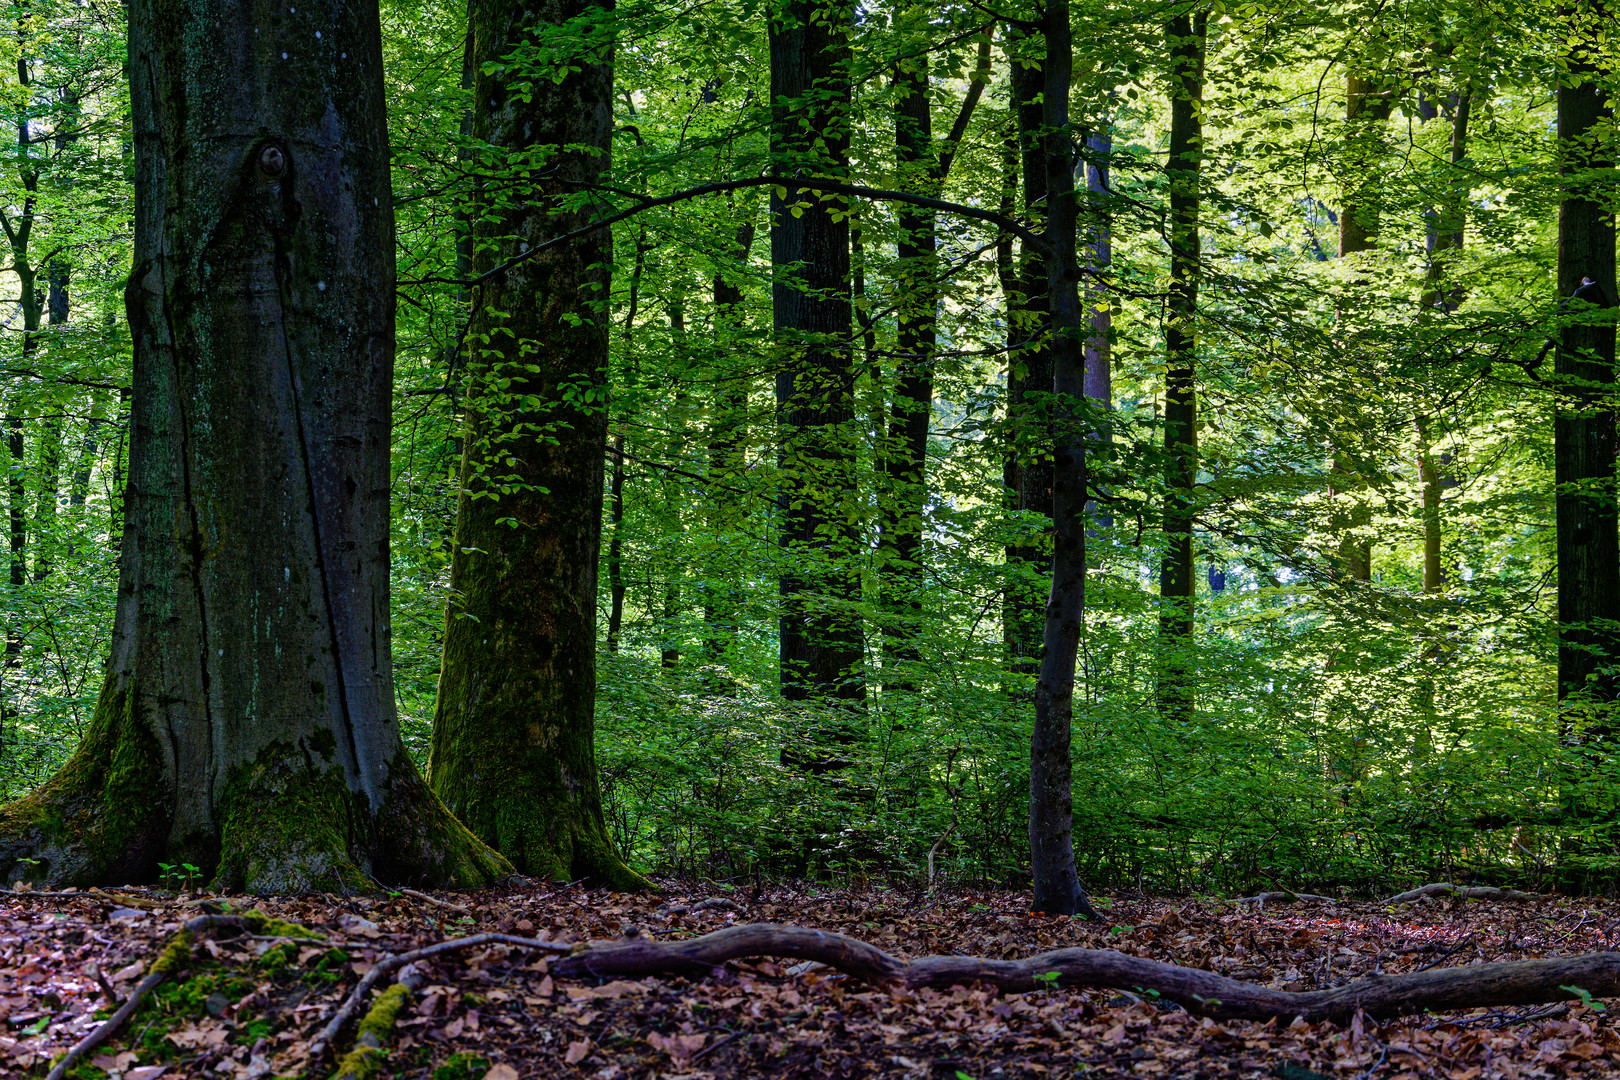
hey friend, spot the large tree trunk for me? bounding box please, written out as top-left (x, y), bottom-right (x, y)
top-left (0, 0), bottom-right (506, 892)
top-left (1554, 23), bottom-right (1619, 709)
top-left (770, 0), bottom-right (864, 703)
top-left (427, 0), bottom-right (645, 889)
top-left (1002, 38), bottom-right (1053, 681)
top-left (1156, 9), bottom-right (1205, 726)
top-left (1029, 0), bottom-right (1097, 920)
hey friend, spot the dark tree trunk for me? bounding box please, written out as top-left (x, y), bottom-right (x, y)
top-left (31, 262), bottom-right (68, 583)
top-left (1029, 0), bottom-right (1097, 920)
top-left (606, 228), bottom-right (649, 656)
top-left (879, 56), bottom-right (936, 687)
top-left (770, 0), bottom-right (864, 703)
top-left (1002, 38), bottom-right (1053, 680)
top-left (1082, 121), bottom-right (1113, 545)
top-left (0, 0), bottom-right (507, 891)
top-left (704, 220), bottom-right (755, 662)
top-left (428, 0), bottom-right (645, 888)
top-left (1554, 36), bottom-right (1619, 708)
top-left (1156, 9), bottom-right (1205, 725)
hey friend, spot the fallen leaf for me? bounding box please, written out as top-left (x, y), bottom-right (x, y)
top-left (483, 1065), bottom-right (519, 1080)
top-left (564, 1038), bottom-right (592, 1065)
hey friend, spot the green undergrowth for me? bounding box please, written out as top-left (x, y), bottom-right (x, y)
top-left (433, 1052), bottom-right (492, 1080)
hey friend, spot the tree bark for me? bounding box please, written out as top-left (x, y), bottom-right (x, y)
top-left (770, 0), bottom-right (864, 704)
top-left (1555, 15), bottom-right (1620, 709)
top-left (1029, 0), bottom-right (1097, 920)
top-left (1156, 8), bottom-right (1204, 726)
top-left (0, 0), bottom-right (507, 892)
top-left (704, 219), bottom-right (755, 662)
top-left (428, 0), bottom-right (646, 889)
top-left (1002, 35), bottom-right (1052, 681)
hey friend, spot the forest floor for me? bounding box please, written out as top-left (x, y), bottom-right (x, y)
top-left (2, 879), bottom-right (1619, 1080)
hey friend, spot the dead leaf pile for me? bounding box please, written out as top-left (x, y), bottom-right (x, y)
top-left (2, 882), bottom-right (1618, 1078)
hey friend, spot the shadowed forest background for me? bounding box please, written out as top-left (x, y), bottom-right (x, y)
top-left (0, 0), bottom-right (1614, 898)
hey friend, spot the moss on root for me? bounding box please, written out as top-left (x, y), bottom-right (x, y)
top-left (372, 749), bottom-right (512, 889)
top-left (238, 909), bottom-right (320, 939)
top-left (0, 675), bottom-right (168, 885)
top-left (331, 982), bottom-right (412, 1079)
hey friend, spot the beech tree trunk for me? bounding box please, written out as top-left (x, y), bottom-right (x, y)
top-left (1156, 9), bottom-right (1204, 726)
top-left (1002, 39), bottom-right (1053, 681)
top-left (0, 0), bottom-right (507, 892)
top-left (1554, 25), bottom-right (1620, 709)
top-left (1029, 0), bottom-right (1097, 920)
top-left (704, 220), bottom-right (755, 662)
top-left (427, 0), bottom-right (646, 889)
top-left (770, 0), bottom-right (864, 703)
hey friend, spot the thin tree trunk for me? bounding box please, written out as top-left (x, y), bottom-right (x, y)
top-left (1082, 120), bottom-right (1113, 543)
top-left (1002, 36), bottom-right (1052, 680)
top-left (770, 0), bottom-right (864, 704)
top-left (704, 220), bottom-right (755, 661)
top-left (1029, 0), bottom-right (1097, 920)
top-left (1554, 17), bottom-right (1619, 709)
top-left (68, 390), bottom-right (107, 509)
top-left (0, 0), bottom-right (506, 891)
top-left (606, 227), bottom-right (649, 655)
top-left (1156, 8), bottom-right (1205, 725)
top-left (1331, 71), bottom-right (1392, 581)
top-left (429, 0), bottom-right (645, 888)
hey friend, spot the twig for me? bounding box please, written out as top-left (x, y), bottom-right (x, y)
top-left (396, 887), bottom-right (472, 917)
top-left (46, 913), bottom-right (250, 1080)
top-left (310, 932), bottom-right (573, 1059)
top-left (927, 822), bottom-right (958, 887)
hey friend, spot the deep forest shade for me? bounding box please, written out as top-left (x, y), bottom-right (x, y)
top-left (0, 0), bottom-right (1615, 894)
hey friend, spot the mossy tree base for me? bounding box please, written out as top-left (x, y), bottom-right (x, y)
top-left (0, 677), bottom-right (509, 892)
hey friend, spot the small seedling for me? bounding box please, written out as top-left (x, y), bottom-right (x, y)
top-left (1034, 970), bottom-right (1062, 988)
top-left (1561, 985), bottom-right (1607, 1011)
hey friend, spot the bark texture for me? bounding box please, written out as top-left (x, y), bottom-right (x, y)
top-left (1156, 9), bottom-right (1204, 725)
top-left (1001, 39), bottom-right (1053, 680)
top-left (428, 0), bottom-right (645, 889)
top-left (1028, 0), bottom-right (1097, 920)
top-left (0, 0), bottom-right (507, 892)
top-left (770, 0), bottom-right (864, 703)
top-left (553, 922), bottom-right (1620, 1024)
top-left (1554, 25), bottom-right (1619, 709)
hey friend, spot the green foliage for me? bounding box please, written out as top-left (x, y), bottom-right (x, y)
top-left (433, 1052), bottom-right (493, 1080)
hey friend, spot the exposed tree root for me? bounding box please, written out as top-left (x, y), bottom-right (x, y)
top-left (1383, 883), bottom-right (1545, 905)
top-left (310, 932), bottom-right (573, 1060)
top-left (45, 911), bottom-right (311, 1080)
top-left (550, 922), bottom-right (1620, 1024)
top-left (330, 964), bottom-right (424, 1080)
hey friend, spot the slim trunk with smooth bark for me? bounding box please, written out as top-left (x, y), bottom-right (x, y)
top-left (1003, 39), bottom-right (1053, 679)
top-left (1157, 8), bottom-right (1205, 725)
top-left (0, 0), bottom-right (506, 891)
top-left (1029, 0), bottom-right (1097, 920)
top-left (428, 0), bottom-right (645, 888)
top-left (704, 220), bottom-right (755, 661)
top-left (1554, 26), bottom-right (1619, 709)
top-left (770, 0), bottom-right (864, 703)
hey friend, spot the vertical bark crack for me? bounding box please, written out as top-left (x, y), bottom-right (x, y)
top-left (144, 55), bottom-right (214, 802)
top-left (266, 168), bottom-right (362, 782)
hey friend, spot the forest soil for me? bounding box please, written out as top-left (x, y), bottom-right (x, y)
top-left (3, 882), bottom-right (1619, 1078)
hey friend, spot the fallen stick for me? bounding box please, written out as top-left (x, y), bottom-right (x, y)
top-left (1231, 891), bottom-right (1337, 908)
top-left (46, 912), bottom-right (303, 1080)
top-left (396, 887), bottom-right (472, 916)
top-left (309, 932), bottom-right (573, 1059)
top-left (1383, 883), bottom-right (1543, 905)
top-left (551, 922), bottom-right (1620, 1024)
